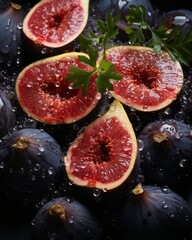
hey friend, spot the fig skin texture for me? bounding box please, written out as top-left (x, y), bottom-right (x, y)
top-left (15, 52), bottom-right (101, 125)
top-left (137, 119), bottom-right (192, 194)
top-left (0, 2), bottom-right (31, 72)
top-left (0, 90), bottom-right (16, 137)
top-left (31, 197), bottom-right (104, 240)
top-left (104, 45), bottom-right (184, 112)
top-left (0, 128), bottom-right (64, 206)
top-left (117, 184), bottom-right (192, 240)
top-left (22, 0), bottom-right (89, 58)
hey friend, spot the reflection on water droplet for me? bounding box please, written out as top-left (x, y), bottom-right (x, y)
top-left (27, 82), bottom-right (33, 88)
top-left (48, 167), bottom-right (54, 175)
top-left (179, 159), bottom-right (188, 168)
top-left (93, 188), bottom-right (101, 197)
top-left (162, 201), bottom-right (168, 209)
top-left (38, 146), bottom-right (45, 152)
top-left (68, 216), bottom-right (74, 224)
top-left (161, 186), bottom-right (171, 194)
top-left (34, 163), bottom-right (41, 171)
top-left (17, 23), bottom-right (23, 29)
top-left (31, 175), bottom-right (36, 181)
top-left (137, 139), bottom-right (144, 151)
top-left (41, 47), bottom-right (47, 54)
top-left (24, 119), bottom-right (37, 128)
top-left (0, 162), bottom-right (4, 169)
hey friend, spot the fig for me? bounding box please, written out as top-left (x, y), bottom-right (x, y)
top-left (137, 119), bottom-right (192, 193)
top-left (156, 9), bottom-right (192, 47)
top-left (64, 99), bottom-right (139, 194)
top-left (31, 196), bottom-right (104, 240)
top-left (96, 0), bottom-right (155, 24)
top-left (104, 45), bottom-right (184, 112)
top-left (0, 128), bottom-right (64, 206)
top-left (22, 0), bottom-right (89, 58)
top-left (15, 52), bottom-right (101, 125)
top-left (0, 2), bottom-right (31, 72)
top-left (0, 89), bottom-right (16, 137)
top-left (117, 184), bottom-right (192, 240)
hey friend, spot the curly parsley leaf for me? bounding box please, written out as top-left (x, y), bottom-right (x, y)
top-left (66, 13), bottom-right (122, 95)
top-left (125, 5), bottom-right (192, 67)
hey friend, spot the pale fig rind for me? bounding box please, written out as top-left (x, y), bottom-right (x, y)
top-left (105, 45), bottom-right (184, 112)
top-left (64, 99), bottom-right (138, 190)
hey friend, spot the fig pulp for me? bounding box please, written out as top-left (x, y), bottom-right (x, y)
top-left (31, 197), bottom-right (103, 240)
top-left (0, 128), bottom-right (63, 206)
top-left (117, 184), bottom-right (192, 240)
top-left (105, 46), bottom-right (184, 112)
top-left (23, 0), bottom-right (89, 49)
top-left (64, 99), bottom-right (138, 191)
top-left (15, 52), bottom-right (101, 125)
top-left (137, 119), bottom-right (192, 193)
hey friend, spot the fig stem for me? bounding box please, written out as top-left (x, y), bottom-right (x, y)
top-left (49, 204), bottom-right (65, 222)
top-left (11, 3), bottom-right (21, 10)
top-left (12, 136), bottom-right (29, 150)
top-left (153, 133), bottom-right (167, 143)
top-left (132, 183), bottom-right (144, 195)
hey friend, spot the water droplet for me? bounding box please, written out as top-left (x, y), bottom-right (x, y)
top-left (137, 139), bottom-right (144, 151)
top-left (17, 23), bottom-right (23, 29)
top-left (103, 188), bottom-right (108, 193)
top-left (162, 201), bottom-right (168, 209)
top-left (93, 188), bottom-right (101, 197)
top-left (34, 163), bottom-right (41, 171)
top-left (38, 146), bottom-right (45, 152)
top-left (161, 186), bottom-right (171, 194)
top-left (0, 162), bottom-right (4, 169)
top-left (19, 167), bottom-right (24, 174)
top-left (31, 175), bottom-right (36, 181)
top-left (48, 167), bottom-right (54, 175)
top-left (179, 159), bottom-right (188, 168)
top-left (173, 16), bottom-right (189, 26)
top-left (68, 216), bottom-right (74, 224)
top-left (27, 82), bottom-right (33, 88)
top-left (41, 47), bottom-right (48, 54)
top-left (23, 119), bottom-right (37, 128)
top-left (142, 105), bottom-right (148, 111)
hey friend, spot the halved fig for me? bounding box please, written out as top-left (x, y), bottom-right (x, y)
top-left (23, 0), bottom-right (89, 49)
top-left (15, 52), bottom-right (101, 125)
top-left (104, 46), bottom-right (184, 112)
top-left (64, 99), bottom-right (138, 190)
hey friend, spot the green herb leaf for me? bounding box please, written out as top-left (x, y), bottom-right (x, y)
top-left (66, 66), bottom-right (95, 95)
top-left (66, 13), bottom-right (122, 95)
top-left (96, 60), bottom-right (122, 93)
top-left (125, 5), bottom-right (192, 66)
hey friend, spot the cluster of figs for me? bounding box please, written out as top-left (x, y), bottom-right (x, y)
top-left (0, 0), bottom-right (192, 239)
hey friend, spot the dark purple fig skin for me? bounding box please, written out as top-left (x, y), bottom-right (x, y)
top-left (0, 89), bottom-right (16, 137)
top-left (137, 119), bottom-right (192, 194)
top-left (31, 197), bottom-right (104, 240)
top-left (0, 2), bottom-right (31, 72)
top-left (0, 128), bottom-right (64, 206)
top-left (117, 185), bottom-right (192, 240)
top-left (96, 0), bottom-right (155, 22)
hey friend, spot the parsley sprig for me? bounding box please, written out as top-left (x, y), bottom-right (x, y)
top-left (125, 5), bottom-right (192, 66)
top-left (66, 14), bottom-right (122, 95)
